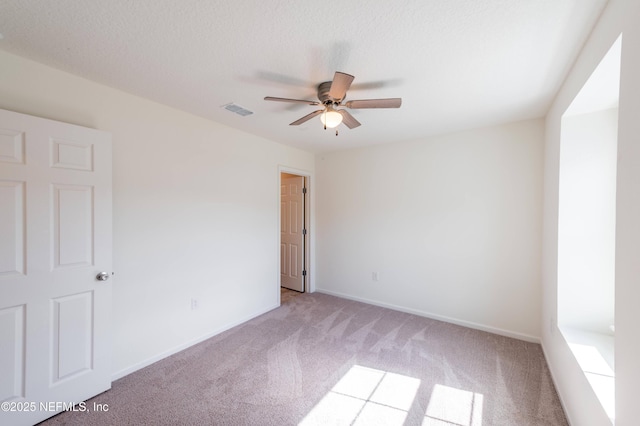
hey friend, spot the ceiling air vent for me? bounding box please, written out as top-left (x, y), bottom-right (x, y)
top-left (222, 103), bottom-right (253, 117)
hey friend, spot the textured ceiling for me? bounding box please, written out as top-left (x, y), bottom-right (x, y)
top-left (0, 0), bottom-right (607, 153)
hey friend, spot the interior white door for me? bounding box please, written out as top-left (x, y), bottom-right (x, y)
top-left (280, 174), bottom-right (305, 292)
top-left (0, 109), bottom-right (112, 426)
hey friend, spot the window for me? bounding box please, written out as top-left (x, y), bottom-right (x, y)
top-left (557, 35), bottom-right (621, 423)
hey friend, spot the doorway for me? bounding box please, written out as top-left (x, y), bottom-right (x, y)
top-left (280, 171), bottom-right (309, 293)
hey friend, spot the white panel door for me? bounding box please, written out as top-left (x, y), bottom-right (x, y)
top-left (0, 109), bottom-right (112, 426)
top-left (281, 175), bottom-right (305, 292)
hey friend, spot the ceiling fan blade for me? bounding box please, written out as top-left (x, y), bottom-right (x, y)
top-left (345, 98), bottom-right (402, 109)
top-left (329, 72), bottom-right (355, 101)
top-left (290, 109), bottom-right (324, 126)
top-left (338, 110), bottom-right (361, 129)
top-left (264, 96), bottom-right (320, 106)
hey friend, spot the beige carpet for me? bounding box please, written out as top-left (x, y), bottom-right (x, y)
top-left (40, 292), bottom-right (567, 425)
top-left (280, 287), bottom-right (302, 304)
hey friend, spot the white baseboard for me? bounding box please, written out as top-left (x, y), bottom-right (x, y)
top-left (540, 340), bottom-right (575, 426)
top-left (111, 303), bottom-right (279, 381)
top-left (316, 288), bottom-right (540, 344)
top-left (112, 291), bottom-right (541, 382)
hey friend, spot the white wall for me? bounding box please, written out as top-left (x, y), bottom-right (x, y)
top-left (0, 50), bottom-right (315, 378)
top-left (316, 119), bottom-right (544, 341)
top-left (543, 0), bottom-right (640, 424)
top-left (558, 109), bottom-right (617, 334)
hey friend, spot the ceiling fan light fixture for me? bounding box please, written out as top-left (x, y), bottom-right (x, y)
top-left (265, 71), bottom-right (399, 131)
top-left (320, 108), bottom-right (343, 129)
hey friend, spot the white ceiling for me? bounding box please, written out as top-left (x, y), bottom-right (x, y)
top-left (0, 0), bottom-right (607, 153)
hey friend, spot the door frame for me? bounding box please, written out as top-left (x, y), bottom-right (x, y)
top-left (278, 166), bottom-right (314, 303)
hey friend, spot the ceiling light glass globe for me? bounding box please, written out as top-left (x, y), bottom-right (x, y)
top-left (320, 110), bottom-right (343, 128)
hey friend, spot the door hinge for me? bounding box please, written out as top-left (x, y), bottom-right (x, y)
top-left (303, 228), bottom-right (307, 235)
top-left (302, 270), bottom-right (307, 276)
top-left (302, 187), bottom-right (307, 194)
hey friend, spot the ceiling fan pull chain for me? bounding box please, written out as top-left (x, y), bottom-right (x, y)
top-left (336, 129), bottom-right (339, 136)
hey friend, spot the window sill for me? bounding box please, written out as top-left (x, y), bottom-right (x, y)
top-left (559, 326), bottom-right (614, 423)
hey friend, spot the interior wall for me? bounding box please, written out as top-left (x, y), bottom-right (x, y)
top-left (0, 50), bottom-right (315, 378)
top-left (542, 0), bottom-right (640, 424)
top-left (316, 119), bottom-right (544, 341)
top-left (558, 108), bottom-right (617, 334)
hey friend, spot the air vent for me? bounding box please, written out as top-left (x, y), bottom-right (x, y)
top-left (222, 103), bottom-right (253, 117)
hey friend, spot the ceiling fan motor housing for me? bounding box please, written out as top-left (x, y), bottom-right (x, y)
top-left (317, 81), bottom-right (340, 105)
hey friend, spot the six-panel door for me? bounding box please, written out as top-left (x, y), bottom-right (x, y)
top-left (0, 109), bottom-right (112, 426)
top-left (281, 175), bottom-right (305, 292)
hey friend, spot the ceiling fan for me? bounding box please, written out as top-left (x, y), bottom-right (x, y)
top-left (264, 71), bottom-right (401, 133)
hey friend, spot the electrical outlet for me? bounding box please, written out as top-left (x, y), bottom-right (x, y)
top-left (372, 272), bottom-right (379, 281)
top-left (191, 298), bottom-right (198, 310)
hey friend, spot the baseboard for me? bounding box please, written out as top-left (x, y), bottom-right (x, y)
top-left (540, 340), bottom-right (575, 426)
top-left (316, 288), bottom-right (540, 344)
top-left (111, 303), bottom-right (280, 381)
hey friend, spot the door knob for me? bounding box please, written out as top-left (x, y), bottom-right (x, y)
top-left (96, 272), bottom-right (110, 281)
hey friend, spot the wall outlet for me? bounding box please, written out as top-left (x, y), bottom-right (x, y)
top-left (191, 298), bottom-right (198, 310)
top-left (372, 272), bottom-right (379, 281)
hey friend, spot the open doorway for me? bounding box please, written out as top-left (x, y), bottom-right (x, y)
top-left (280, 171), bottom-right (309, 293)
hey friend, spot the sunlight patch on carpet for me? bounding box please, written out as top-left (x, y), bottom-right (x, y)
top-left (424, 384), bottom-right (483, 426)
top-left (299, 365), bottom-right (420, 426)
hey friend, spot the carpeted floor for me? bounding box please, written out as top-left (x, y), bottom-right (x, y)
top-left (280, 287), bottom-right (301, 304)
top-left (40, 292), bottom-right (567, 425)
